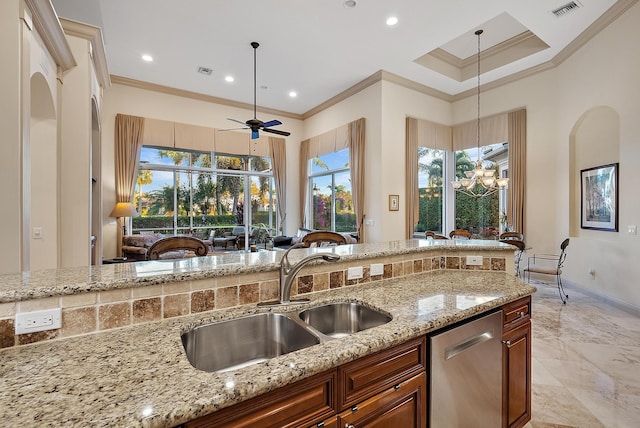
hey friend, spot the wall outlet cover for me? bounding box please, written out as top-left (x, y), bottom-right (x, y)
top-left (370, 263), bottom-right (384, 276)
top-left (15, 308), bottom-right (62, 335)
top-left (347, 266), bottom-right (364, 280)
top-left (466, 255), bottom-right (483, 266)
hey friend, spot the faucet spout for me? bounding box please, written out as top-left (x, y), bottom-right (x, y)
top-left (278, 243), bottom-right (340, 304)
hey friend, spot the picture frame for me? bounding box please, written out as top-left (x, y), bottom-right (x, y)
top-left (389, 194), bottom-right (399, 211)
top-left (580, 163), bottom-right (618, 232)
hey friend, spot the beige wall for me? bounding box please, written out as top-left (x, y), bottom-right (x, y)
top-left (0, 1), bottom-right (23, 273)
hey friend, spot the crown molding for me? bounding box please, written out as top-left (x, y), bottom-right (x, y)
top-left (24, 0), bottom-right (75, 71)
top-left (552, 0), bottom-right (637, 66)
top-left (110, 75), bottom-right (303, 121)
top-left (59, 18), bottom-right (110, 88)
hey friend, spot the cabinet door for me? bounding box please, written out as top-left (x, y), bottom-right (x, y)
top-left (337, 372), bottom-right (426, 428)
top-left (185, 370), bottom-right (336, 428)
top-left (502, 321), bottom-right (531, 428)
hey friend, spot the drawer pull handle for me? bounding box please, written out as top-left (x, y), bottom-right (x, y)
top-left (502, 340), bottom-right (511, 347)
top-left (345, 424), bottom-right (355, 428)
top-left (351, 405), bottom-right (358, 412)
top-left (394, 384), bottom-right (401, 390)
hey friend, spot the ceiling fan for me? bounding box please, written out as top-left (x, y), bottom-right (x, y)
top-left (224, 42), bottom-right (291, 140)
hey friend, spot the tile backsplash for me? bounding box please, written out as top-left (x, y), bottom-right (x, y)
top-left (0, 252), bottom-right (508, 349)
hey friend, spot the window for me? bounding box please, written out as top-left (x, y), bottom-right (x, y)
top-left (414, 142), bottom-right (509, 238)
top-left (416, 147), bottom-right (444, 235)
top-left (453, 142), bottom-right (508, 238)
top-left (308, 148), bottom-right (355, 233)
top-left (133, 147), bottom-right (277, 240)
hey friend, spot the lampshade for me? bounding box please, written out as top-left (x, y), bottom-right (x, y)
top-left (109, 202), bottom-right (138, 218)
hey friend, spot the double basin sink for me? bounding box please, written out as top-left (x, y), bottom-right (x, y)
top-left (181, 302), bottom-right (392, 373)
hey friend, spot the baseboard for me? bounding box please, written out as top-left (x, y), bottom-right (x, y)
top-left (562, 279), bottom-right (640, 317)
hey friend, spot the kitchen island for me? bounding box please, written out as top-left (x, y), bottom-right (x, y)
top-left (0, 239), bottom-right (534, 427)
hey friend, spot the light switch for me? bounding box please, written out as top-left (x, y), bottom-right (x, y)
top-left (629, 225), bottom-right (637, 235)
top-left (32, 227), bottom-right (43, 239)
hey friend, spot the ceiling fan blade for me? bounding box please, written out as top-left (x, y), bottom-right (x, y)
top-left (227, 118), bottom-right (247, 125)
top-left (262, 120), bottom-right (282, 128)
top-left (251, 130), bottom-right (260, 139)
top-left (219, 127), bottom-right (249, 131)
top-left (262, 128), bottom-right (291, 137)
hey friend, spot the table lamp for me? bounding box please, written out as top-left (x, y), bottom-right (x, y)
top-left (109, 202), bottom-right (138, 235)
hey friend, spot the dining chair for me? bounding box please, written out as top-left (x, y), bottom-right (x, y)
top-left (523, 238), bottom-right (570, 303)
top-left (147, 236), bottom-right (208, 260)
top-left (449, 229), bottom-right (472, 239)
top-left (426, 231), bottom-right (449, 240)
top-left (302, 231), bottom-right (347, 247)
top-left (499, 232), bottom-right (526, 277)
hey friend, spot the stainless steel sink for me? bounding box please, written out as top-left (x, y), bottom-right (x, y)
top-left (298, 302), bottom-right (392, 338)
top-left (181, 313), bottom-right (320, 372)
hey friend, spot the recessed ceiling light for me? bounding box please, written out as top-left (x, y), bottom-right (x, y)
top-left (289, 91), bottom-right (297, 98)
top-left (386, 16), bottom-right (398, 26)
top-left (344, 0), bottom-right (357, 8)
top-left (141, 54), bottom-right (153, 62)
top-left (225, 75), bottom-right (234, 82)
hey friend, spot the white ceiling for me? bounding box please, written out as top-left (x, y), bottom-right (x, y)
top-left (51, 0), bottom-right (618, 116)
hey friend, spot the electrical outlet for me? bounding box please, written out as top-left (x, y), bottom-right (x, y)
top-left (15, 308), bottom-right (62, 335)
top-left (629, 225), bottom-right (637, 235)
top-left (370, 263), bottom-right (384, 276)
top-left (364, 219), bottom-right (374, 226)
top-left (347, 266), bottom-right (364, 280)
top-left (466, 255), bottom-right (483, 266)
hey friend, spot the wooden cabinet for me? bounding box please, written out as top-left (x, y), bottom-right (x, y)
top-left (502, 296), bottom-right (532, 428)
top-left (184, 370), bottom-right (337, 428)
top-left (337, 372), bottom-right (427, 428)
top-left (338, 337), bottom-right (426, 411)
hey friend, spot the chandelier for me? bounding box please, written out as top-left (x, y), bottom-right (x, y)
top-left (451, 29), bottom-right (508, 198)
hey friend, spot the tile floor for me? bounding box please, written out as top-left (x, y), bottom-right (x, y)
top-left (524, 282), bottom-right (640, 427)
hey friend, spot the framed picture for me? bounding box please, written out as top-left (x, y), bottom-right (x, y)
top-left (581, 163), bottom-right (618, 231)
top-left (389, 194), bottom-right (399, 211)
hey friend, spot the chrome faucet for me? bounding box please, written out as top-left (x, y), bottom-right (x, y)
top-left (269, 243), bottom-right (340, 305)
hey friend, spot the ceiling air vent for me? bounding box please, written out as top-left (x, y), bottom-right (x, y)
top-left (552, 1), bottom-right (581, 17)
top-left (197, 66), bottom-right (213, 76)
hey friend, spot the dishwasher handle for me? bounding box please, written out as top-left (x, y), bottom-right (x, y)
top-left (444, 329), bottom-right (494, 361)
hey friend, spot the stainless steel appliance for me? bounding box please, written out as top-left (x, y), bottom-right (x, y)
top-left (430, 310), bottom-right (503, 427)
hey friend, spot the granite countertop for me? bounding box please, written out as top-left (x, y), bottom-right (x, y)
top-left (0, 269), bottom-right (535, 427)
top-left (0, 239), bottom-right (514, 303)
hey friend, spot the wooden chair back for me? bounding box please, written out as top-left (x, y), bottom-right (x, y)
top-left (147, 236), bottom-right (208, 260)
top-left (426, 231), bottom-right (449, 240)
top-left (499, 232), bottom-right (524, 241)
top-left (302, 231), bottom-right (347, 248)
top-left (449, 229), bottom-right (472, 239)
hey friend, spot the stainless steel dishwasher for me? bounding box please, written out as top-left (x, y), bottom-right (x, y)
top-left (430, 310), bottom-right (503, 427)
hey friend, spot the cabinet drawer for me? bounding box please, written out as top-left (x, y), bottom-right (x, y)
top-left (185, 370), bottom-right (336, 428)
top-left (502, 296), bottom-right (531, 332)
top-left (338, 337), bottom-right (426, 411)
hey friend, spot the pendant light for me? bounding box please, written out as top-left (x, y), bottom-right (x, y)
top-left (451, 29), bottom-right (509, 197)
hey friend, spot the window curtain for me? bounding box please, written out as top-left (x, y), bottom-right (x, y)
top-left (405, 117), bottom-right (419, 239)
top-left (348, 118), bottom-right (366, 242)
top-left (268, 137), bottom-right (287, 235)
top-left (452, 112), bottom-right (508, 151)
top-left (299, 139), bottom-right (310, 228)
top-left (507, 109), bottom-right (526, 235)
top-left (114, 114), bottom-right (145, 253)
